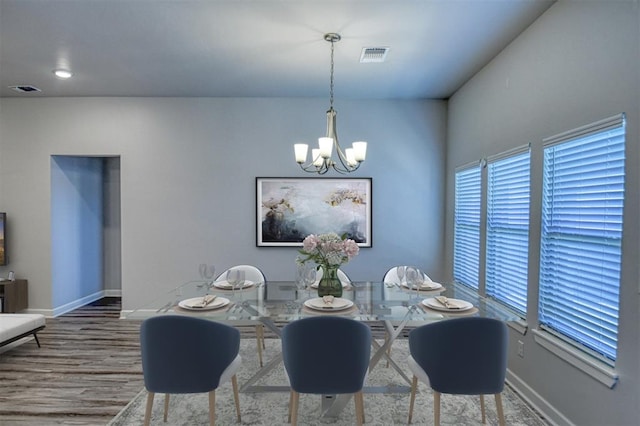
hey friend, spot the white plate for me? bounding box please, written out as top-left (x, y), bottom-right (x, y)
top-left (401, 281), bottom-right (443, 291)
top-left (422, 297), bottom-right (473, 312)
top-left (304, 297), bottom-right (354, 311)
top-left (178, 296), bottom-right (230, 311)
top-left (213, 280), bottom-right (255, 290)
top-left (310, 281), bottom-right (349, 289)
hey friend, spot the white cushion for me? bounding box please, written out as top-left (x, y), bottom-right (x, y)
top-left (0, 314), bottom-right (46, 343)
top-left (219, 354), bottom-right (242, 387)
top-left (407, 354), bottom-right (431, 387)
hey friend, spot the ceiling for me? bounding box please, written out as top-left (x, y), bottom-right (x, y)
top-left (0, 0), bottom-right (555, 99)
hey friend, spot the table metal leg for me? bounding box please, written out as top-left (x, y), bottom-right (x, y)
top-left (322, 312), bottom-right (416, 418)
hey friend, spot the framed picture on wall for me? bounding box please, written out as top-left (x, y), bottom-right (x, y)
top-left (256, 177), bottom-right (372, 247)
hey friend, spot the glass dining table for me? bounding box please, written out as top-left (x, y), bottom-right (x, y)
top-left (124, 279), bottom-right (518, 417)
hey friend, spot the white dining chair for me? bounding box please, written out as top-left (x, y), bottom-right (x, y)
top-left (217, 264), bottom-right (267, 367)
top-left (383, 265), bottom-right (432, 286)
top-left (381, 265), bottom-right (434, 367)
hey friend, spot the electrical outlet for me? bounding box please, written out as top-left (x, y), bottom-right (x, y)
top-left (518, 340), bottom-right (525, 358)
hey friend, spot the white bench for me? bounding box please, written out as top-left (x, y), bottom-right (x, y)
top-left (0, 314), bottom-right (46, 349)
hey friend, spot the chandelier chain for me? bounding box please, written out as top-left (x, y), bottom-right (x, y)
top-left (329, 38), bottom-right (335, 109)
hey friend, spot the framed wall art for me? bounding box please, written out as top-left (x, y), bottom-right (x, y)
top-left (256, 177), bottom-right (372, 247)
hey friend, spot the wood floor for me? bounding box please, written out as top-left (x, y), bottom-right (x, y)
top-left (0, 298), bottom-right (144, 425)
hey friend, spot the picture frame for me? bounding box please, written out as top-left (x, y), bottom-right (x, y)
top-left (256, 177), bottom-right (372, 247)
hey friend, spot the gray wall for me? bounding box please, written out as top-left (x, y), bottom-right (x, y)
top-left (0, 97), bottom-right (447, 312)
top-left (103, 157), bottom-right (121, 292)
top-left (446, 1), bottom-right (639, 425)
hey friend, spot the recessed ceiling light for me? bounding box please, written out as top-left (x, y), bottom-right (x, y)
top-left (53, 69), bottom-right (73, 79)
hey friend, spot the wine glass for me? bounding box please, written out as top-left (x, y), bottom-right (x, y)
top-left (396, 265), bottom-right (406, 286)
top-left (198, 264), bottom-right (215, 291)
top-left (412, 268), bottom-right (425, 296)
top-left (295, 264), bottom-right (307, 291)
top-left (227, 269), bottom-right (246, 298)
top-left (302, 266), bottom-right (317, 297)
top-left (226, 269), bottom-right (239, 294)
top-left (199, 264), bottom-right (215, 280)
top-left (405, 266), bottom-right (422, 302)
top-left (404, 266), bottom-right (418, 294)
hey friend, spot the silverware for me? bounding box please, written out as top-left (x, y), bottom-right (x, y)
top-left (435, 296), bottom-right (452, 309)
top-left (190, 294), bottom-right (217, 309)
top-left (202, 294), bottom-right (217, 306)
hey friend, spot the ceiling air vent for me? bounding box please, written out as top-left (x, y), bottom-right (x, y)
top-left (360, 47), bottom-right (390, 63)
top-left (9, 85), bottom-right (42, 93)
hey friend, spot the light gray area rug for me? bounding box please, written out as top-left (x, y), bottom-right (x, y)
top-left (109, 338), bottom-right (547, 425)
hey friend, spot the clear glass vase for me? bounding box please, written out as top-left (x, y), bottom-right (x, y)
top-left (317, 265), bottom-right (343, 298)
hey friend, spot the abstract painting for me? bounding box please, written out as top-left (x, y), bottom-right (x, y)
top-left (256, 177), bottom-right (372, 247)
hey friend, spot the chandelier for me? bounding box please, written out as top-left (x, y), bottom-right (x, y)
top-left (294, 33), bottom-right (367, 174)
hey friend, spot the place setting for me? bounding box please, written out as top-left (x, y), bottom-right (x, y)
top-left (419, 295), bottom-right (478, 316)
top-left (302, 295), bottom-right (357, 315)
top-left (177, 294), bottom-right (231, 311)
top-left (393, 265), bottom-right (446, 293)
top-left (211, 269), bottom-right (257, 291)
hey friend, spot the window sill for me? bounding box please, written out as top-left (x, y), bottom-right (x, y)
top-left (507, 319), bottom-right (528, 335)
top-left (533, 328), bottom-right (618, 388)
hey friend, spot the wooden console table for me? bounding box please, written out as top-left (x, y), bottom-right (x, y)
top-left (0, 279), bottom-right (28, 313)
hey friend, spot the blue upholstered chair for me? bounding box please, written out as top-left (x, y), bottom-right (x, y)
top-left (407, 317), bottom-right (508, 426)
top-left (281, 316), bottom-right (371, 425)
top-left (139, 315), bottom-right (242, 426)
top-left (217, 264), bottom-right (267, 367)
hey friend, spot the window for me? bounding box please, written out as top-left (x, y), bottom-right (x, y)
top-left (453, 164), bottom-right (481, 288)
top-left (486, 148), bottom-right (530, 315)
top-left (539, 114), bottom-right (625, 363)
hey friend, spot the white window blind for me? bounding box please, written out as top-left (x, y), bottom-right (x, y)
top-left (539, 114), bottom-right (625, 363)
top-left (486, 148), bottom-right (530, 316)
top-left (453, 165), bottom-right (481, 289)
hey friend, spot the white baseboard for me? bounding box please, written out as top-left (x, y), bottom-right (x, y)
top-left (23, 289), bottom-right (121, 317)
top-left (103, 289), bottom-right (122, 297)
top-left (506, 368), bottom-right (574, 426)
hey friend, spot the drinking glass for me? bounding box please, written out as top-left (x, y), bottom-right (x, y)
top-left (226, 269), bottom-right (239, 295)
top-left (302, 266), bottom-right (317, 296)
top-left (227, 269), bottom-right (245, 297)
top-left (405, 266), bottom-right (422, 302)
top-left (198, 264), bottom-right (216, 291)
top-left (412, 268), bottom-right (425, 297)
top-left (295, 264), bottom-right (307, 291)
top-left (200, 264), bottom-right (215, 278)
top-left (396, 265), bottom-right (406, 286)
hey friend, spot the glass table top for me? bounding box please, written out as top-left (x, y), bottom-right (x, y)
top-left (124, 279), bottom-right (519, 324)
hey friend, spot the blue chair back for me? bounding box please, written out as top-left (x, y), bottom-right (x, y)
top-left (282, 316), bottom-right (371, 394)
top-left (140, 315), bottom-right (240, 393)
top-left (409, 317), bottom-right (508, 395)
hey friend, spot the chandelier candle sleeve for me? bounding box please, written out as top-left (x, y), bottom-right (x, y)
top-left (312, 149), bottom-right (323, 166)
top-left (319, 137), bottom-right (333, 158)
top-left (345, 148), bottom-right (356, 166)
top-left (294, 144), bottom-right (308, 163)
top-left (352, 142), bottom-right (367, 161)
